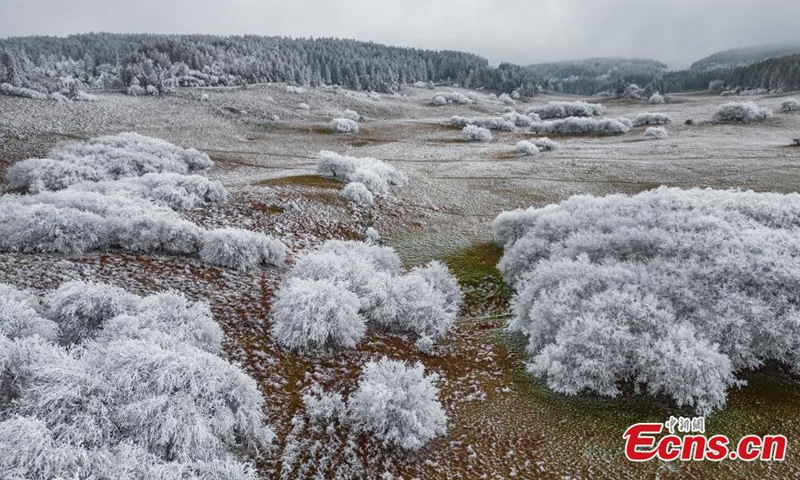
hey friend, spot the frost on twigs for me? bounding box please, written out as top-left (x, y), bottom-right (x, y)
top-left (633, 112), bottom-right (672, 126)
top-left (0, 282), bottom-right (273, 479)
top-left (527, 101), bottom-right (605, 119)
top-left (340, 182), bottom-right (375, 207)
top-left (462, 125), bottom-right (492, 142)
top-left (270, 241), bottom-right (462, 352)
top-left (645, 126), bottom-right (668, 139)
top-left (348, 357), bottom-right (447, 450)
top-left (494, 187), bottom-right (800, 414)
top-left (530, 117), bottom-right (630, 135)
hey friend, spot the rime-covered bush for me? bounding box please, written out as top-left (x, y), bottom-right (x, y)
top-left (633, 112), bottom-right (672, 126)
top-left (515, 140), bottom-right (540, 155)
top-left (450, 115), bottom-right (515, 131)
top-left (648, 93), bottom-right (665, 104)
top-left (348, 358), bottom-right (446, 450)
top-left (330, 118), bottom-right (359, 133)
top-left (527, 101), bottom-right (605, 119)
top-left (73, 90), bottom-right (99, 102)
top-left (493, 187), bottom-right (800, 413)
top-left (0, 190), bottom-right (284, 271)
top-left (0, 83), bottom-right (47, 100)
top-left (503, 111), bottom-right (538, 127)
top-left (273, 241), bottom-right (462, 350)
top-left (712, 101), bottom-right (773, 123)
top-left (297, 102), bottom-right (311, 111)
top-left (532, 137), bottom-right (560, 151)
top-left (271, 278), bottom-right (366, 351)
top-left (0, 284), bottom-right (273, 478)
top-left (7, 132), bottom-right (213, 192)
top-left (462, 125), bottom-right (492, 142)
top-left (341, 182), bottom-right (375, 207)
top-left (498, 93), bottom-right (516, 106)
top-left (645, 126), bottom-right (668, 139)
top-left (286, 85), bottom-right (305, 93)
top-left (781, 98), bottom-right (800, 112)
top-left (70, 172), bottom-right (228, 210)
top-left (431, 91), bottom-right (473, 105)
top-left (199, 228), bottom-right (287, 271)
top-left (342, 109), bottom-right (361, 122)
top-left (530, 117), bottom-right (630, 135)
top-left (0, 285), bottom-right (57, 341)
top-left (316, 151), bottom-right (407, 195)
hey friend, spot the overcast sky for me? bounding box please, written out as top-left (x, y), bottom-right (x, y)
top-left (2, 0), bottom-right (800, 68)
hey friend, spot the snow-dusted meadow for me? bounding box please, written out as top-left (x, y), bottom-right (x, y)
top-left (2, 83), bottom-right (800, 479)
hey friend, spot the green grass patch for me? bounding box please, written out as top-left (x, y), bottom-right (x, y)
top-left (441, 242), bottom-right (505, 284)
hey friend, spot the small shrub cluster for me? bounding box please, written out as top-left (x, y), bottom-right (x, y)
top-left (515, 140), bottom-right (539, 155)
top-left (503, 111), bottom-right (540, 127)
top-left (431, 91), bottom-right (473, 105)
top-left (633, 112), bottom-right (672, 126)
top-left (462, 125), bottom-right (493, 142)
top-left (712, 102), bottom-right (773, 123)
top-left (340, 182), bottom-right (375, 207)
top-left (493, 187), bottom-right (800, 413)
top-left (450, 115), bottom-right (514, 131)
top-left (498, 93), bottom-right (516, 106)
top-left (341, 109), bottom-right (362, 122)
top-left (648, 93), bottom-right (665, 104)
top-left (527, 101), bottom-right (605, 119)
top-left (0, 282), bottom-right (274, 479)
top-left (317, 150), bottom-right (407, 198)
top-left (330, 118), bottom-right (359, 133)
top-left (645, 126), bottom-right (668, 139)
top-left (532, 137), bottom-right (560, 151)
top-left (270, 240), bottom-right (463, 351)
top-left (286, 85), bottom-right (305, 93)
top-left (1, 82), bottom-right (48, 100)
top-left (530, 117), bottom-right (631, 135)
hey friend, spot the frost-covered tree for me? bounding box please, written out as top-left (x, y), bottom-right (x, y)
top-left (348, 358), bottom-right (447, 450)
top-left (493, 187), bottom-right (800, 413)
top-left (341, 182), bottom-right (375, 207)
top-left (271, 278), bottom-right (366, 351)
top-left (712, 101), bottom-right (772, 122)
top-left (633, 112), bottom-right (672, 126)
top-left (648, 92), bottom-right (665, 104)
top-left (341, 109), bottom-right (361, 122)
top-left (462, 125), bottom-right (492, 142)
top-left (0, 285), bottom-right (57, 341)
top-left (199, 228), bottom-right (287, 271)
top-left (645, 126), bottom-right (668, 139)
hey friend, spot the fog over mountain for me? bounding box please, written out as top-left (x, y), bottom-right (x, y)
top-left (2, 0), bottom-right (800, 68)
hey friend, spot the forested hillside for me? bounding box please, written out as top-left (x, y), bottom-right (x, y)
top-left (0, 33), bottom-right (540, 95)
top-left (527, 57), bottom-right (668, 95)
top-left (690, 43), bottom-right (800, 71)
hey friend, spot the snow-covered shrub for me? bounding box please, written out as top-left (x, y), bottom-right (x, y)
top-left (342, 109), bottom-right (361, 122)
top-left (532, 137), bottom-right (560, 151)
top-left (712, 102), bottom-right (772, 123)
top-left (431, 91), bottom-right (473, 105)
top-left (365, 226), bottom-right (381, 243)
top-left (645, 126), bottom-right (668, 139)
top-left (297, 102), bottom-right (311, 111)
top-left (0, 284), bottom-right (273, 478)
top-left (341, 182), bottom-right (375, 207)
top-left (46, 281), bottom-right (139, 345)
top-left (316, 151), bottom-right (407, 195)
top-left (199, 228), bottom-right (286, 271)
top-left (616, 117), bottom-right (633, 129)
top-left (530, 117), bottom-right (630, 135)
top-left (633, 112), bottom-right (672, 126)
top-left (286, 85), bottom-right (305, 94)
top-left (503, 111), bottom-right (536, 127)
top-left (302, 385), bottom-right (347, 425)
top-left (431, 95), bottom-right (447, 106)
top-left (648, 93), bottom-right (665, 104)
top-left (0, 285), bottom-right (57, 341)
top-left (330, 118), bottom-right (359, 133)
top-left (511, 90), bottom-right (521, 100)
top-left (48, 92), bottom-right (69, 102)
top-left (0, 83), bottom-right (47, 100)
top-left (781, 98), bottom-right (800, 112)
top-left (348, 358), bottom-right (447, 450)
top-left (145, 85), bottom-right (158, 95)
top-left (498, 93), bottom-right (516, 106)
top-left (450, 115), bottom-right (514, 131)
top-left (462, 125), bottom-right (492, 142)
top-left (72, 90), bottom-right (99, 102)
top-left (126, 84), bottom-right (146, 96)
top-left (515, 140), bottom-right (539, 155)
top-left (274, 241), bottom-right (461, 350)
top-left (6, 133), bottom-right (213, 193)
top-left (69, 172), bottom-right (228, 210)
top-left (271, 278), bottom-right (366, 351)
top-left (493, 187), bottom-right (800, 413)
top-left (527, 101), bottom-right (605, 119)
